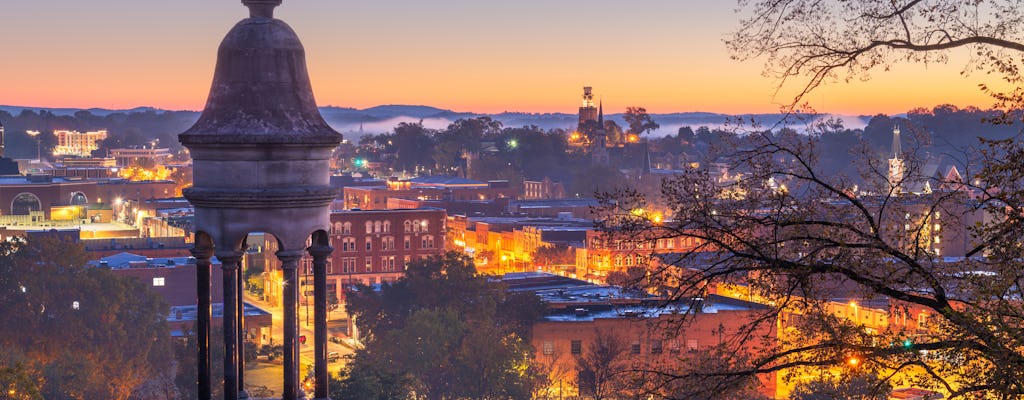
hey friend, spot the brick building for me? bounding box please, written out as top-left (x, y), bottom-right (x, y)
top-left (258, 208), bottom-right (448, 307)
top-left (503, 273), bottom-right (778, 399)
top-left (320, 208), bottom-right (447, 288)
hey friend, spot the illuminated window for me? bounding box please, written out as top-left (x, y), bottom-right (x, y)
top-left (542, 341), bottom-right (554, 355)
top-left (365, 257), bottom-right (372, 272)
top-left (153, 277), bottom-right (165, 287)
top-left (343, 222), bottom-right (352, 234)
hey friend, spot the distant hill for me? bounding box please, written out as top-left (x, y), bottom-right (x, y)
top-left (0, 104), bottom-right (876, 138)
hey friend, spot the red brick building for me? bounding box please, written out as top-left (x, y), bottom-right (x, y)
top-left (319, 208), bottom-right (447, 287)
top-left (254, 208), bottom-right (448, 307)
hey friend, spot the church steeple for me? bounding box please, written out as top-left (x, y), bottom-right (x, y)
top-left (888, 123), bottom-right (905, 193)
top-left (892, 123), bottom-right (902, 159)
top-left (598, 101), bottom-right (604, 125)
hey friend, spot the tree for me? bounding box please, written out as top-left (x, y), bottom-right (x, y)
top-left (729, 0), bottom-right (1024, 120)
top-left (0, 237), bottom-right (173, 400)
top-left (789, 373), bottom-right (893, 400)
top-left (532, 244), bottom-right (575, 268)
top-left (340, 252), bottom-right (547, 399)
top-left (623, 107), bottom-right (660, 136)
top-left (575, 329), bottom-right (630, 400)
top-left (596, 126), bottom-right (1024, 397)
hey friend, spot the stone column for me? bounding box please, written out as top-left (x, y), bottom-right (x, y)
top-left (216, 251), bottom-right (244, 400)
top-left (308, 245), bottom-right (334, 400)
top-left (277, 250), bottom-right (304, 400)
top-left (191, 247), bottom-right (214, 400)
top-left (237, 264), bottom-right (249, 399)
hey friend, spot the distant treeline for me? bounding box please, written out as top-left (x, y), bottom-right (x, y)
top-left (0, 109), bottom-right (197, 159)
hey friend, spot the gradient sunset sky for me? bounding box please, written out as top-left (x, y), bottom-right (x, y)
top-left (0, 0), bottom-right (996, 115)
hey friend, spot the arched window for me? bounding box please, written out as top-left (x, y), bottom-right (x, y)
top-left (70, 192), bottom-right (88, 205)
top-left (343, 222), bottom-right (352, 234)
top-left (365, 221), bottom-right (373, 234)
top-left (412, 220), bottom-right (420, 233)
top-left (374, 221), bottom-right (382, 233)
top-left (11, 193), bottom-right (41, 216)
top-left (333, 222), bottom-right (343, 235)
top-left (421, 220), bottom-right (429, 231)
top-left (383, 220), bottom-right (391, 233)
top-left (404, 220), bottom-right (412, 233)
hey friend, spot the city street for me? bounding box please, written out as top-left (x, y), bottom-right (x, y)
top-left (243, 293), bottom-right (356, 395)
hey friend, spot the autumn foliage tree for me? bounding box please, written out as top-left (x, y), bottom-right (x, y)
top-left (0, 237), bottom-right (172, 399)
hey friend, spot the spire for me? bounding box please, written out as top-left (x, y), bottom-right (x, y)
top-left (598, 101), bottom-right (604, 125)
top-left (242, 0), bottom-right (281, 18)
top-left (892, 123), bottom-right (902, 159)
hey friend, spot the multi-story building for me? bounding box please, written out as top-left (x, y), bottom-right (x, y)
top-left (343, 176), bottom-right (517, 210)
top-left (256, 208), bottom-right (447, 307)
top-left (109, 147), bottom-right (172, 167)
top-left (505, 273), bottom-right (778, 399)
top-left (320, 208), bottom-right (447, 288)
top-left (53, 130), bottom-right (107, 157)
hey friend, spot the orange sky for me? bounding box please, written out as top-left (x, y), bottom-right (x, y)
top-left (0, 1), bottom-right (999, 115)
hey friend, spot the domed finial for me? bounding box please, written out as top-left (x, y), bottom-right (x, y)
top-left (242, 0), bottom-right (282, 18)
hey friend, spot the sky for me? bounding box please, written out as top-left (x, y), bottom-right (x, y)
top-left (0, 0), bottom-right (996, 115)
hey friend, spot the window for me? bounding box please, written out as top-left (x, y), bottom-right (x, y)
top-left (341, 237), bottom-right (356, 252)
top-left (412, 220), bottom-right (420, 233)
top-left (421, 220), bottom-right (429, 231)
top-left (630, 341), bottom-right (641, 354)
top-left (542, 341), bottom-right (554, 355)
top-left (383, 220), bottom-right (391, 233)
top-left (332, 222), bottom-right (343, 234)
top-left (571, 340), bottom-right (582, 355)
top-left (383, 236), bottom-right (395, 251)
top-left (686, 339), bottom-right (699, 352)
top-left (404, 236), bottom-right (411, 250)
top-left (374, 221), bottom-right (382, 233)
top-left (365, 237), bottom-right (372, 251)
top-left (421, 235), bottom-right (435, 249)
top-left (365, 257), bottom-right (373, 272)
top-left (365, 221), bottom-right (373, 234)
top-left (153, 277), bottom-right (165, 287)
top-left (343, 222), bottom-right (352, 234)
top-left (650, 340), bottom-right (663, 354)
top-left (669, 340), bottom-right (681, 354)
top-left (381, 256), bottom-right (389, 271)
top-left (403, 256), bottom-right (411, 269)
top-left (404, 220), bottom-right (412, 233)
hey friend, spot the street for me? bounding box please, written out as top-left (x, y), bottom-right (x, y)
top-left (243, 293), bottom-right (356, 396)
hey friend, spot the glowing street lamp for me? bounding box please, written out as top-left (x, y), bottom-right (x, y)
top-left (25, 130), bottom-right (43, 161)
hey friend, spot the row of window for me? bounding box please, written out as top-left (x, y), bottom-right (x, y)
top-left (330, 219), bottom-right (434, 235)
top-left (338, 235), bottom-right (436, 252)
top-left (541, 338), bottom-right (700, 356)
top-left (338, 254), bottom-right (438, 274)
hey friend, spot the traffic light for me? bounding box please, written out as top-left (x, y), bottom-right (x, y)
top-left (299, 335), bottom-right (307, 345)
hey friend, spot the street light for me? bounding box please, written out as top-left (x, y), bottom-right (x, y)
top-left (25, 130), bottom-right (42, 161)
